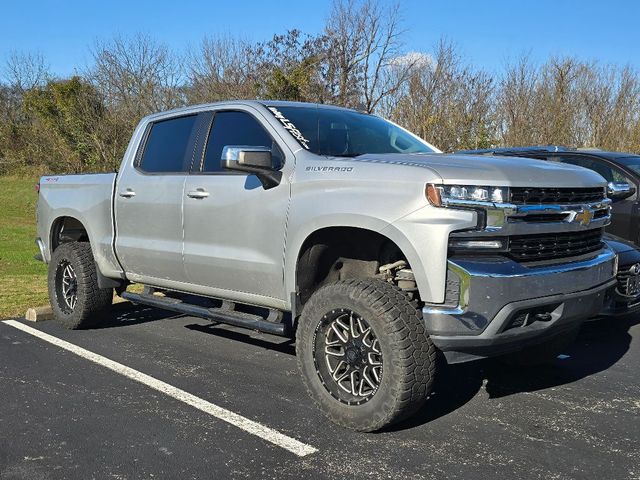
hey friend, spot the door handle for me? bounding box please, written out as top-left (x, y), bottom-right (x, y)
top-left (119, 189), bottom-right (136, 198)
top-left (187, 188), bottom-right (210, 199)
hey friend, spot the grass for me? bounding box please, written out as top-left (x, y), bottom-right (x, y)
top-left (0, 176), bottom-right (48, 318)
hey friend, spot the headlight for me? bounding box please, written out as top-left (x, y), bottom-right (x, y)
top-left (427, 184), bottom-right (509, 207)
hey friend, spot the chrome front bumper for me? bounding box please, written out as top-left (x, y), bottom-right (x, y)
top-left (423, 248), bottom-right (617, 363)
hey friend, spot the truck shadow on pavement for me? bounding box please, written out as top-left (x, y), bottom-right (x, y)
top-left (392, 314), bottom-right (639, 431)
top-left (183, 322), bottom-right (297, 355)
top-left (92, 302), bottom-right (184, 329)
top-left (92, 302), bottom-right (638, 432)
top-left (181, 311), bottom-right (638, 432)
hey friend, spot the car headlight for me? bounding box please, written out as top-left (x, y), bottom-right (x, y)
top-left (427, 184), bottom-right (509, 207)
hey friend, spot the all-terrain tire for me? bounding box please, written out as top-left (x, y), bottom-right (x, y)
top-left (296, 279), bottom-right (436, 431)
top-left (48, 242), bottom-right (113, 329)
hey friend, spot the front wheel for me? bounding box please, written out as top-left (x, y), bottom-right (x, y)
top-left (296, 279), bottom-right (436, 431)
top-left (48, 242), bottom-right (113, 329)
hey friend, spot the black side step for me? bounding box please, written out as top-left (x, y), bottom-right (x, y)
top-left (120, 291), bottom-right (287, 336)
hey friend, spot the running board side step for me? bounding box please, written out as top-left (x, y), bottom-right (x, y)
top-left (120, 291), bottom-right (287, 336)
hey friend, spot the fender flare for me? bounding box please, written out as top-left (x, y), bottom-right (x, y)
top-left (284, 214), bottom-right (426, 304)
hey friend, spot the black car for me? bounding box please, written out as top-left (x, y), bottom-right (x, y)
top-left (600, 234), bottom-right (640, 317)
top-left (457, 146), bottom-right (640, 244)
top-left (458, 146), bottom-right (640, 316)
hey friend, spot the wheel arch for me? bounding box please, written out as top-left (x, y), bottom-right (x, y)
top-left (49, 215), bottom-right (91, 253)
top-left (287, 219), bottom-right (424, 313)
top-left (48, 214), bottom-right (124, 290)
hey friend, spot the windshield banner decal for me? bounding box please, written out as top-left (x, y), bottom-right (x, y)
top-left (267, 106), bottom-right (310, 150)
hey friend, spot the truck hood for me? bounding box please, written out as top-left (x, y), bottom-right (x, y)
top-left (351, 153), bottom-right (607, 188)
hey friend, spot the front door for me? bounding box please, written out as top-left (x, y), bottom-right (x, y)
top-left (182, 108), bottom-right (291, 307)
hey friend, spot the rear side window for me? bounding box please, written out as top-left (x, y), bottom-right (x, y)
top-left (201, 111), bottom-right (283, 173)
top-left (138, 115), bottom-right (198, 173)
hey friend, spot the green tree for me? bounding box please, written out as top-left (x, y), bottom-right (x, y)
top-left (23, 76), bottom-right (107, 172)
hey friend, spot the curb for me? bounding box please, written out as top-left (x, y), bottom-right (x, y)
top-left (25, 295), bottom-right (129, 322)
top-left (25, 306), bottom-right (53, 322)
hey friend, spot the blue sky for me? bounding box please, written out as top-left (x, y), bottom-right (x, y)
top-left (0, 0), bottom-right (637, 77)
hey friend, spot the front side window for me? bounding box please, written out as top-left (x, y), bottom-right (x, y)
top-left (614, 156), bottom-right (640, 177)
top-left (138, 115), bottom-right (198, 173)
top-left (553, 155), bottom-right (631, 183)
top-left (266, 105), bottom-right (436, 157)
top-left (202, 111), bottom-right (283, 173)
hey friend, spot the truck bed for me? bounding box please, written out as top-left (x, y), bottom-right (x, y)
top-left (36, 172), bottom-right (122, 279)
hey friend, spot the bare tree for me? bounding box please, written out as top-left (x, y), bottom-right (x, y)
top-left (496, 54), bottom-right (540, 146)
top-left (536, 57), bottom-right (583, 146)
top-left (496, 56), bottom-right (640, 151)
top-left (187, 35), bottom-right (257, 103)
top-left (3, 51), bottom-right (49, 92)
top-left (88, 33), bottom-right (184, 119)
top-left (382, 40), bottom-right (495, 151)
top-left (324, 0), bottom-right (416, 112)
top-left (5, 28), bottom-right (640, 176)
top-left (594, 66), bottom-right (640, 151)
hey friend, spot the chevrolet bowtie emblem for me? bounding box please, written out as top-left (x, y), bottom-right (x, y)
top-left (574, 209), bottom-right (594, 226)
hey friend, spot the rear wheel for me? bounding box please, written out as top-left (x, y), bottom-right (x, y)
top-left (48, 242), bottom-right (113, 329)
top-left (296, 279), bottom-right (436, 431)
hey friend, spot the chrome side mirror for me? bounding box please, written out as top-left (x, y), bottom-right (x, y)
top-left (607, 181), bottom-right (636, 201)
top-left (221, 145), bottom-right (281, 189)
top-left (222, 145), bottom-right (272, 169)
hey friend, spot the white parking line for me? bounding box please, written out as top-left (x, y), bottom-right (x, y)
top-left (2, 320), bottom-right (318, 457)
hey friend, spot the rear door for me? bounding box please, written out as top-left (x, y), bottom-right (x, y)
top-left (114, 114), bottom-right (201, 284)
top-left (182, 107), bottom-right (291, 306)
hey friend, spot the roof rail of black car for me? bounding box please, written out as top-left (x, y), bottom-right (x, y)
top-left (456, 145), bottom-right (570, 155)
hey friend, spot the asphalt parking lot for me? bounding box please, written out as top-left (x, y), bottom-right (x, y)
top-left (0, 302), bottom-right (639, 480)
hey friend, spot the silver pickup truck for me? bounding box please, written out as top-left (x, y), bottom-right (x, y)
top-left (36, 100), bottom-right (617, 431)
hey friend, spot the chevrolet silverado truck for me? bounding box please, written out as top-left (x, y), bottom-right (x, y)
top-left (36, 101), bottom-right (617, 431)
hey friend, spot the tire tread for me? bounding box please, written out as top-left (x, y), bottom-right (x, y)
top-left (296, 278), bottom-right (436, 431)
top-left (48, 242), bottom-right (113, 329)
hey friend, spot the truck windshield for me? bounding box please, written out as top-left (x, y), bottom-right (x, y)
top-left (266, 105), bottom-right (436, 157)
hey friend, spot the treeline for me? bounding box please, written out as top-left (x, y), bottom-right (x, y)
top-left (1, 0), bottom-right (640, 175)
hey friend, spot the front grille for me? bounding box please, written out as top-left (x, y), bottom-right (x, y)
top-left (508, 228), bottom-right (603, 262)
top-left (510, 187), bottom-right (605, 205)
top-left (616, 265), bottom-right (640, 297)
top-left (510, 213), bottom-right (569, 223)
top-left (511, 207), bottom-right (610, 224)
